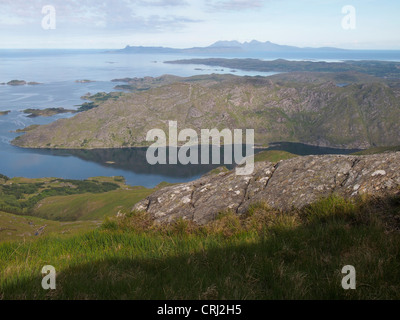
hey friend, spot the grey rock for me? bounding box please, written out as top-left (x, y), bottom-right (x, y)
top-left (133, 152), bottom-right (400, 224)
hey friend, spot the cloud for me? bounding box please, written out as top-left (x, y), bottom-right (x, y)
top-left (0, 0), bottom-right (197, 32)
top-left (103, 14), bottom-right (202, 33)
top-left (136, 0), bottom-right (189, 6)
top-left (206, 0), bottom-right (266, 11)
top-left (141, 15), bottom-right (201, 32)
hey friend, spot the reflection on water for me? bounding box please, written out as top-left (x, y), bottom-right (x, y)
top-left (1, 145), bottom-right (252, 187)
top-left (28, 146), bottom-right (241, 178)
top-left (4, 142), bottom-right (362, 187)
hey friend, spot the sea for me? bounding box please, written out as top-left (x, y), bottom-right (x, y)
top-left (0, 49), bottom-right (399, 187)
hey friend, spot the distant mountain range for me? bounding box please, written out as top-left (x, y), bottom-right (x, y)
top-left (117, 40), bottom-right (349, 54)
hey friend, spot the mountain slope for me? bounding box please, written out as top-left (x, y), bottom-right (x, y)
top-left (12, 73), bottom-right (400, 149)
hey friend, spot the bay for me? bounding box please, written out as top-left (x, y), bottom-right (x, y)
top-left (0, 49), bottom-right (393, 186)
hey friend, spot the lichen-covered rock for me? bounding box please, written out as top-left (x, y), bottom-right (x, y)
top-left (133, 152), bottom-right (400, 224)
top-left (134, 162), bottom-right (275, 224)
top-left (242, 155), bottom-right (357, 211)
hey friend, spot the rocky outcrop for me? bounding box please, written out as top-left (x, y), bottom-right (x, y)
top-left (133, 152), bottom-right (400, 224)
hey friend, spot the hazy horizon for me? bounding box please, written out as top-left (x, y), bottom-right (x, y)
top-left (0, 0), bottom-right (399, 50)
top-left (1, 39), bottom-right (400, 52)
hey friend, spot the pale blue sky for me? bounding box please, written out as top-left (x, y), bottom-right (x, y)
top-left (0, 0), bottom-right (399, 49)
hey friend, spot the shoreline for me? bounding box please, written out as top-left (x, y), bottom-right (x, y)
top-left (9, 142), bottom-right (363, 152)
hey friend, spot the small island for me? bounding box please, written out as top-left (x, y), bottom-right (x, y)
top-left (7, 80), bottom-right (27, 86)
top-left (0, 110), bottom-right (11, 116)
top-left (6, 80), bottom-right (42, 86)
top-left (23, 108), bottom-right (76, 118)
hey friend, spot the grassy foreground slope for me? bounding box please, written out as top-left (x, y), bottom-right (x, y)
top-left (0, 211), bottom-right (98, 242)
top-left (1, 195), bottom-right (399, 300)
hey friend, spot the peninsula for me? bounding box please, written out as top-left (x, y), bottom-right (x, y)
top-left (12, 70), bottom-right (400, 150)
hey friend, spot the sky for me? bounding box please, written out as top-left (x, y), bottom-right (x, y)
top-left (0, 0), bottom-right (399, 49)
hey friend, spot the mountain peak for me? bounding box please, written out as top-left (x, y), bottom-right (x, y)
top-left (209, 40), bottom-right (242, 48)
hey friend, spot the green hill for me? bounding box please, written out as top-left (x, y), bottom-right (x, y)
top-left (254, 150), bottom-right (298, 163)
top-left (0, 211), bottom-right (98, 242)
top-left (33, 187), bottom-right (153, 221)
top-left (0, 175), bottom-right (153, 222)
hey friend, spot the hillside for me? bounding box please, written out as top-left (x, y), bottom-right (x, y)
top-left (12, 72), bottom-right (400, 150)
top-left (1, 152), bottom-right (400, 299)
top-left (2, 182), bottom-right (400, 299)
top-left (0, 211), bottom-right (98, 242)
top-left (0, 175), bottom-right (154, 223)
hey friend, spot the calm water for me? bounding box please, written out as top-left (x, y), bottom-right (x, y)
top-left (0, 49), bottom-right (394, 186)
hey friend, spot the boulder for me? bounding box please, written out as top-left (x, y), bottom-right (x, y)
top-left (133, 152), bottom-right (400, 224)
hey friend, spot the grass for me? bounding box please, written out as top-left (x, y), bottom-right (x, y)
top-left (33, 187), bottom-right (153, 221)
top-left (204, 166), bottom-right (230, 176)
top-left (352, 145), bottom-right (400, 155)
top-left (0, 211), bottom-right (99, 242)
top-left (1, 195), bottom-right (399, 300)
top-left (0, 176), bottom-right (120, 216)
top-left (0, 175), bottom-right (153, 221)
top-left (254, 150), bottom-right (298, 163)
